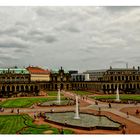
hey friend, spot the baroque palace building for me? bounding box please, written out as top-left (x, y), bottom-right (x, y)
top-left (101, 66), bottom-right (140, 94)
top-left (0, 65), bottom-right (140, 97)
top-left (0, 67), bottom-right (39, 97)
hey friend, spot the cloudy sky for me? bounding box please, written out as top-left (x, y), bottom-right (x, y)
top-left (0, 6), bottom-right (140, 71)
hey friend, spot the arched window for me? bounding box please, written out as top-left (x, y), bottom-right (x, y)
top-left (134, 84), bottom-right (136, 89)
top-left (30, 85), bottom-right (33, 91)
top-left (111, 76), bottom-right (113, 81)
top-left (7, 86), bottom-right (10, 91)
top-left (21, 85), bottom-right (24, 91)
top-left (25, 85), bottom-right (28, 91)
top-left (55, 84), bottom-right (57, 90)
top-left (137, 84), bottom-right (139, 89)
top-left (12, 86), bottom-right (15, 92)
top-left (2, 86), bottom-right (5, 91)
top-left (16, 86), bottom-right (19, 91)
top-left (111, 84), bottom-right (114, 89)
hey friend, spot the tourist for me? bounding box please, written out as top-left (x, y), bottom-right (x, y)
top-left (122, 126), bottom-right (126, 134)
top-left (39, 112), bottom-right (42, 117)
top-left (31, 104), bottom-right (34, 109)
top-left (50, 109), bottom-right (54, 113)
top-left (95, 101), bottom-right (98, 105)
top-left (11, 108), bottom-right (14, 113)
top-left (108, 103), bottom-right (112, 108)
top-left (34, 112), bottom-right (37, 119)
top-left (98, 107), bottom-right (101, 115)
top-left (37, 112), bottom-right (40, 119)
top-left (136, 109), bottom-right (139, 115)
top-left (59, 128), bottom-right (64, 134)
top-left (64, 120), bottom-right (67, 125)
top-left (134, 101), bottom-right (137, 105)
top-left (126, 112), bottom-right (129, 118)
top-left (17, 109), bottom-right (19, 114)
top-left (1, 107), bottom-right (4, 112)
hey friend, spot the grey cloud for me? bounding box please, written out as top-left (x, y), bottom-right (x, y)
top-left (0, 39), bottom-right (28, 49)
top-left (81, 56), bottom-right (98, 62)
top-left (110, 60), bottom-right (127, 65)
top-left (0, 27), bottom-right (18, 35)
top-left (15, 21), bottom-right (28, 28)
top-left (0, 55), bottom-right (18, 60)
top-left (0, 7), bottom-right (140, 71)
top-left (105, 7), bottom-right (138, 13)
top-left (67, 26), bottom-right (80, 33)
top-left (14, 48), bottom-right (31, 54)
top-left (41, 35), bottom-right (58, 43)
top-left (29, 29), bottom-right (44, 36)
top-left (55, 22), bottom-right (81, 34)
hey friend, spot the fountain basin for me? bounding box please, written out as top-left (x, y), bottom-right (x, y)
top-left (45, 112), bottom-right (122, 130)
top-left (39, 100), bottom-right (75, 107)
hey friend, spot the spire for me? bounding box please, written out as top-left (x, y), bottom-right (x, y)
top-left (126, 63), bottom-right (128, 69)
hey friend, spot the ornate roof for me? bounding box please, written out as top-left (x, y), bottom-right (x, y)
top-left (26, 66), bottom-right (50, 74)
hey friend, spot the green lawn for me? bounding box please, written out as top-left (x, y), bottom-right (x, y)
top-left (91, 95), bottom-right (140, 101)
top-left (0, 115), bottom-right (26, 134)
top-left (0, 114), bottom-right (74, 134)
top-left (0, 97), bottom-right (58, 108)
top-left (47, 91), bottom-right (64, 96)
top-left (72, 91), bottom-right (94, 95)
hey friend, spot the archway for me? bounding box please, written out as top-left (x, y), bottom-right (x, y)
top-left (7, 86), bottom-right (10, 92)
top-left (66, 84), bottom-right (69, 90)
top-left (2, 86), bottom-right (5, 91)
top-left (60, 83), bottom-right (63, 90)
top-left (55, 84), bottom-right (57, 90)
top-left (25, 85), bottom-right (29, 91)
top-left (16, 86), bottom-right (19, 92)
top-left (30, 85), bottom-right (33, 91)
top-left (21, 85), bottom-right (24, 91)
top-left (12, 86), bottom-right (15, 92)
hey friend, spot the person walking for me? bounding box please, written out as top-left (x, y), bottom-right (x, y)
top-left (17, 109), bottom-right (19, 114)
top-left (34, 112), bottom-right (37, 120)
top-left (98, 107), bottom-right (101, 115)
top-left (122, 125), bottom-right (126, 134)
top-left (109, 103), bottom-right (112, 108)
top-left (126, 112), bottom-right (129, 118)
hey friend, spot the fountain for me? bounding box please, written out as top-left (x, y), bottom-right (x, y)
top-left (57, 89), bottom-right (61, 105)
top-left (115, 86), bottom-right (120, 102)
top-left (45, 112), bottom-right (122, 130)
top-left (74, 95), bottom-right (80, 119)
top-left (40, 89), bottom-right (75, 106)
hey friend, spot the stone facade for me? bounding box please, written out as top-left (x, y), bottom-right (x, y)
top-left (101, 67), bottom-right (140, 94)
top-left (0, 66), bottom-right (140, 97)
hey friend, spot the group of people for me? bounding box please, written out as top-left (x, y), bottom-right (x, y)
top-left (135, 109), bottom-right (139, 115)
top-left (81, 95), bottom-right (88, 100)
top-left (0, 107), bottom-right (4, 112)
top-left (33, 111), bottom-right (43, 120)
top-left (11, 108), bottom-right (20, 114)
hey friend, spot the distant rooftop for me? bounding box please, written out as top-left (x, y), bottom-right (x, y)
top-left (0, 68), bottom-right (29, 74)
top-left (26, 66), bottom-right (50, 74)
top-left (84, 69), bottom-right (107, 73)
top-left (108, 66), bottom-right (139, 71)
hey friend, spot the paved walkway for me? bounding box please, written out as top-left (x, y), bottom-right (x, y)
top-left (104, 109), bottom-right (140, 125)
top-left (1, 91), bottom-right (140, 126)
top-left (62, 91), bottom-right (140, 125)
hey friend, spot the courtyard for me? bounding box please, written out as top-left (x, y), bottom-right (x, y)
top-left (0, 90), bottom-right (140, 134)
